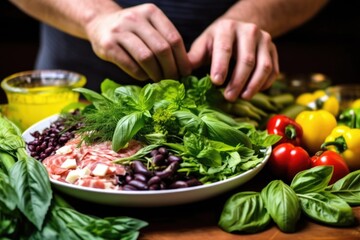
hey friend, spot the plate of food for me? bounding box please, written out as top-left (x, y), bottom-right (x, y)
top-left (22, 76), bottom-right (276, 207)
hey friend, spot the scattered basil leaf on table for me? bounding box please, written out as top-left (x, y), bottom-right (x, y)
top-left (219, 192), bottom-right (271, 233)
top-left (326, 169), bottom-right (360, 205)
top-left (297, 191), bottom-right (355, 226)
top-left (261, 180), bottom-right (301, 233)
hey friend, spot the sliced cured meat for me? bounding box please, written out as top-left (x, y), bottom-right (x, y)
top-left (42, 136), bottom-right (143, 190)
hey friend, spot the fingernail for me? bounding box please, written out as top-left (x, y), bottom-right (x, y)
top-left (213, 74), bottom-right (223, 85)
top-left (241, 90), bottom-right (252, 100)
top-left (224, 88), bottom-right (236, 102)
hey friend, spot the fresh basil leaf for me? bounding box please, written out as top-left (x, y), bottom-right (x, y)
top-left (326, 169), bottom-right (360, 205)
top-left (112, 112), bottom-right (145, 151)
top-left (139, 83), bottom-right (156, 111)
top-left (0, 171), bottom-right (17, 211)
top-left (100, 78), bottom-right (122, 102)
top-left (196, 147), bottom-right (222, 167)
top-left (261, 180), bottom-right (301, 233)
top-left (298, 191), bottom-right (355, 226)
top-left (199, 108), bottom-right (240, 127)
top-left (201, 115), bottom-right (252, 148)
top-left (219, 191), bottom-right (271, 233)
top-left (10, 157), bottom-right (52, 230)
top-left (73, 87), bottom-right (107, 109)
top-left (115, 85), bottom-right (142, 110)
top-left (183, 133), bottom-right (205, 157)
top-left (291, 166), bottom-right (333, 194)
top-left (0, 116), bottom-right (25, 153)
top-left (154, 80), bottom-right (184, 102)
top-left (173, 110), bottom-right (203, 134)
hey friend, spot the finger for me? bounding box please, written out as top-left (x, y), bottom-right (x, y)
top-left (118, 31), bottom-right (163, 81)
top-left (101, 36), bottom-right (148, 80)
top-left (133, 27), bottom-right (178, 80)
top-left (209, 26), bottom-right (235, 85)
top-left (148, 11), bottom-right (191, 77)
top-left (241, 32), bottom-right (274, 99)
top-left (188, 35), bottom-right (210, 70)
top-left (261, 42), bottom-right (280, 90)
top-left (223, 25), bottom-right (259, 102)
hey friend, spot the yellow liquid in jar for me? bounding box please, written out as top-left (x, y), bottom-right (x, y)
top-left (5, 89), bottom-right (80, 131)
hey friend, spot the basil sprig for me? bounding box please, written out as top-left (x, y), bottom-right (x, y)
top-left (219, 166), bottom-right (359, 233)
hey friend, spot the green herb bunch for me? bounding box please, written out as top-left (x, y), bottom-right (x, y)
top-left (68, 75), bottom-right (280, 184)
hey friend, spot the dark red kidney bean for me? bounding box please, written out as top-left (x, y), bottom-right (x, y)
top-left (147, 175), bottom-right (161, 185)
top-left (125, 174), bottom-right (133, 183)
top-left (170, 181), bottom-right (188, 189)
top-left (148, 184), bottom-right (160, 190)
top-left (128, 179), bottom-right (148, 190)
top-left (150, 149), bottom-right (158, 157)
top-left (167, 155), bottom-right (182, 164)
top-left (44, 147), bottom-right (54, 155)
top-left (131, 160), bottom-right (151, 176)
top-left (186, 178), bottom-right (202, 187)
top-left (158, 147), bottom-right (168, 156)
top-left (123, 184), bottom-right (138, 191)
top-left (152, 154), bottom-right (165, 166)
top-left (154, 170), bottom-right (172, 179)
top-left (134, 173), bottom-right (147, 182)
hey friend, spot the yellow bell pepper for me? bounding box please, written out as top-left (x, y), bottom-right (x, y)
top-left (296, 90), bottom-right (340, 116)
top-left (321, 125), bottom-right (360, 170)
top-left (295, 110), bottom-right (337, 154)
top-left (351, 99), bottom-right (360, 108)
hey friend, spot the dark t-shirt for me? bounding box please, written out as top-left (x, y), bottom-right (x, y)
top-left (35, 0), bottom-right (236, 91)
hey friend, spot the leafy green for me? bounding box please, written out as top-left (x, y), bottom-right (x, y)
top-left (326, 169), bottom-right (360, 205)
top-left (112, 112), bottom-right (146, 151)
top-left (261, 180), bottom-right (301, 233)
top-left (298, 191), bottom-right (355, 226)
top-left (291, 166), bottom-right (333, 194)
top-left (68, 75), bottom-right (277, 184)
top-left (219, 192), bottom-right (271, 233)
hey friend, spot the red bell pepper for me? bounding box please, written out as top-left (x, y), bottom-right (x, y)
top-left (311, 150), bottom-right (350, 184)
top-left (268, 143), bottom-right (311, 182)
top-left (267, 115), bottom-right (303, 146)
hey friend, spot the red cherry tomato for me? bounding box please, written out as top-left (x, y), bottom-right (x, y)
top-left (311, 150), bottom-right (350, 184)
top-left (268, 143), bottom-right (311, 182)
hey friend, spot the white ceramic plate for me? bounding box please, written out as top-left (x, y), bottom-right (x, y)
top-left (22, 114), bottom-right (271, 207)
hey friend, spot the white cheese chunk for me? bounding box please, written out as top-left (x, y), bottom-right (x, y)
top-left (56, 145), bottom-right (72, 155)
top-left (65, 168), bottom-right (91, 184)
top-left (60, 158), bottom-right (77, 169)
top-left (92, 164), bottom-right (109, 177)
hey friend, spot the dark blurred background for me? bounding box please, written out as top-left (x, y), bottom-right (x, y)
top-left (1, 0), bottom-right (359, 103)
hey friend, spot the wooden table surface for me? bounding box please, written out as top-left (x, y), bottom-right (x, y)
top-left (60, 170), bottom-right (360, 240)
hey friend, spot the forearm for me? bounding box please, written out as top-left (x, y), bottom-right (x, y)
top-left (221, 0), bottom-right (329, 37)
top-left (9, 0), bottom-right (121, 39)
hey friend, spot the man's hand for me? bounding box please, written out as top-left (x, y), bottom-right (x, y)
top-left (188, 19), bottom-right (279, 102)
top-left (86, 3), bottom-right (192, 82)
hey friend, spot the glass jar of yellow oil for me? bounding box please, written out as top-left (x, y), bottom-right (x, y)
top-left (1, 70), bottom-right (86, 131)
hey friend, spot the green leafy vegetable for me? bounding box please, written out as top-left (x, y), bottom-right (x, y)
top-left (291, 166), bottom-right (333, 194)
top-left (219, 191), bottom-right (271, 233)
top-left (298, 191), bottom-right (355, 226)
top-left (67, 75), bottom-right (278, 184)
top-left (261, 180), bottom-right (301, 232)
top-left (326, 169), bottom-right (360, 205)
